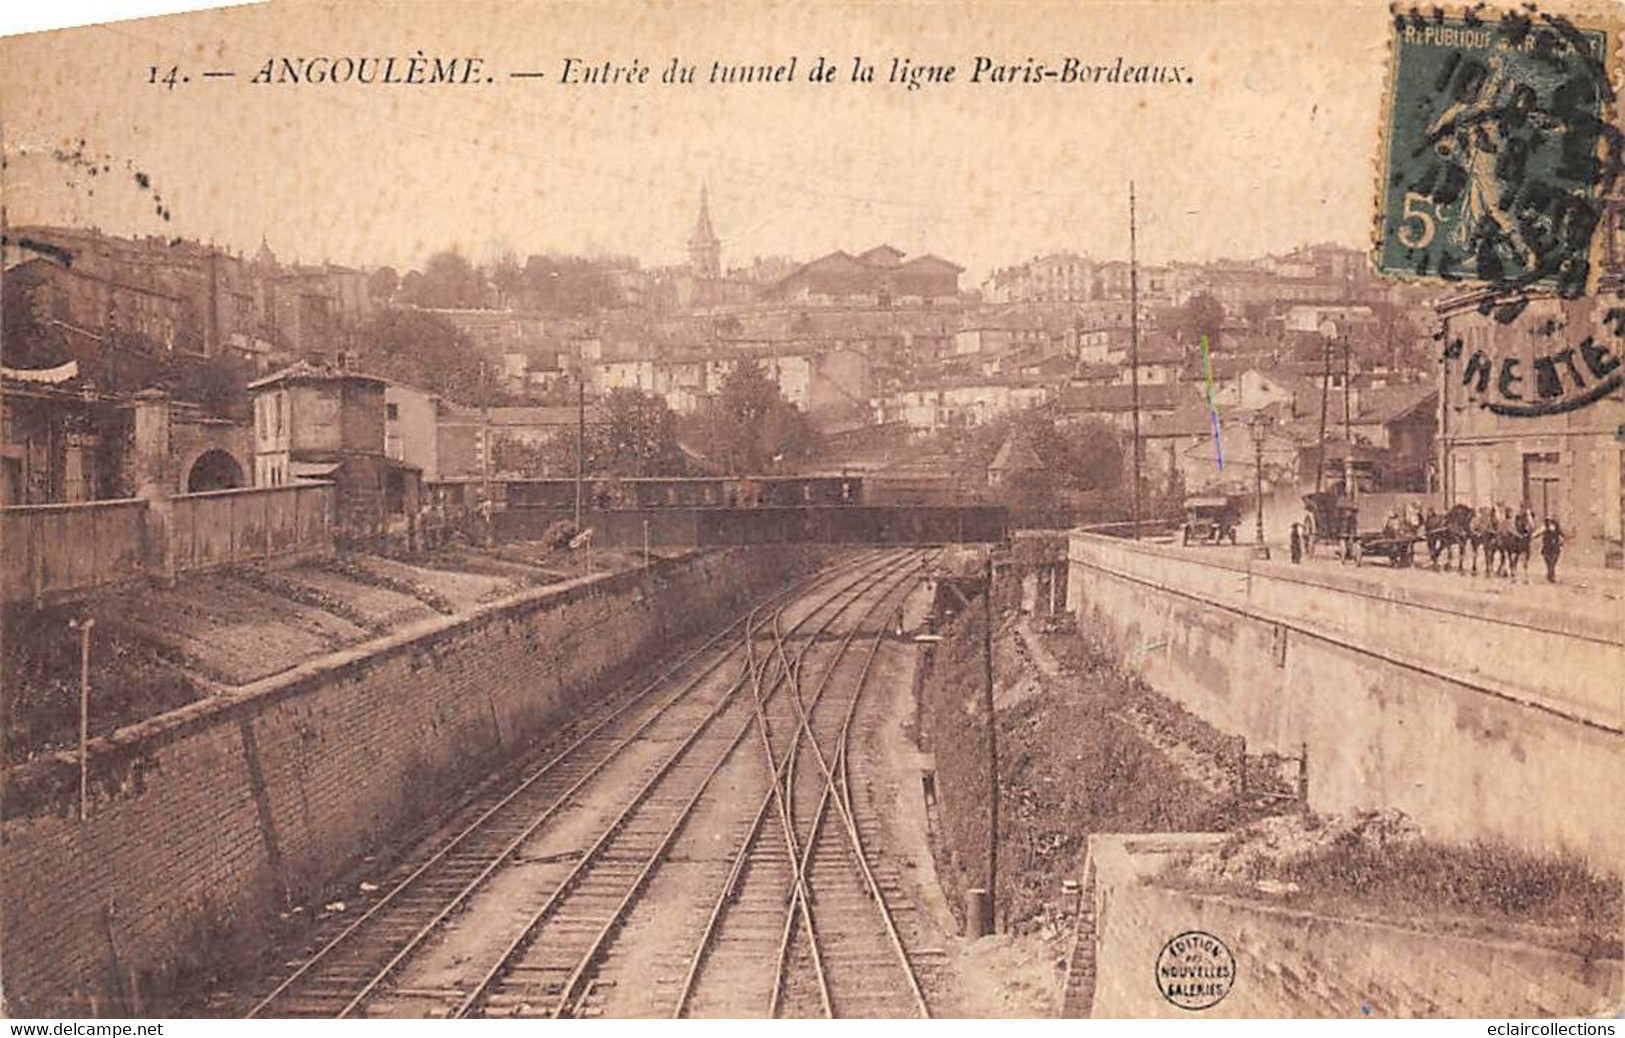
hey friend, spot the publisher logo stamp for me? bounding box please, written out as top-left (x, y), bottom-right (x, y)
top-left (1156, 930), bottom-right (1235, 1011)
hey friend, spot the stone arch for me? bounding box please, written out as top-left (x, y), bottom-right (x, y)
top-left (186, 448), bottom-right (245, 492)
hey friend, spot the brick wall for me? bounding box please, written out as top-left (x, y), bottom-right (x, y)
top-left (0, 548), bottom-right (805, 1015)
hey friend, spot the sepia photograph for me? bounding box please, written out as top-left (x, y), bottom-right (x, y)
top-left (0, 0), bottom-right (1621, 1024)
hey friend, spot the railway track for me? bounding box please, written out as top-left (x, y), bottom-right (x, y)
top-left (454, 550), bottom-right (926, 1019)
top-left (663, 550), bottom-right (934, 1018)
top-left (243, 549), bottom-right (890, 1019)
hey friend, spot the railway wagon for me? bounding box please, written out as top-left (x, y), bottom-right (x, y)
top-left (502, 474), bottom-right (863, 510)
top-left (861, 474), bottom-right (978, 506)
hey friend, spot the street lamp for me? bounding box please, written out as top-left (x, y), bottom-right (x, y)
top-left (1318, 317), bottom-right (1355, 499)
top-left (1246, 411), bottom-right (1273, 561)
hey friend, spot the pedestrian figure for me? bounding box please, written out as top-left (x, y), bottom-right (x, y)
top-left (1302, 509), bottom-right (1317, 558)
top-left (1289, 522), bottom-right (1303, 564)
top-left (478, 497), bottom-right (496, 548)
top-left (1538, 517), bottom-right (1565, 583)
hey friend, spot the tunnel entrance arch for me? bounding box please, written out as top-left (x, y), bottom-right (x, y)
top-left (186, 448), bottom-right (245, 492)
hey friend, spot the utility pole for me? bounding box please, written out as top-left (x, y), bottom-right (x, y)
top-left (481, 399), bottom-right (492, 513)
top-left (574, 378), bottom-right (585, 532)
top-left (1439, 313), bottom-right (1451, 502)
top-left (1317, 333), bottom-right (1332, 495)
top-left (72, 617), bottom-right (95, 822)
top-left (1128, 181), bottom-right (1142, 539)
top-left (982, 550), bottom-right (999, 933)
top-left (1342, 328), bottom-right (1354, 499)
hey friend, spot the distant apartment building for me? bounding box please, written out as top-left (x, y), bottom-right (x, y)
top-left (880, 376), bottom-right (1053, 432)
top-left (4, 225), bottom-right (371, 370)
top-left (982, 254), bottom-right (1174, 306)
top-left (587, 342), bottom-right (870, 422)
top-left (1053, 382), bottom-right (1183, 433)
top-left (419, 308), bottom-right (584, 377)
top-left (1283, 303), bottom-right (1378, 336)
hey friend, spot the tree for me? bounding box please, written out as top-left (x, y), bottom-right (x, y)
top-left (163, 352), bottom-right (253, 419)
top-left (367, 265), bottom-right (399, 304)
top-left (399, 269), bottom-right (425, 304)
top-left (402, 250), bottom-right (484, 309)
top-left (489, 253), bottom-right (525, 309)
top-left (0, 267), bottom-right (71, 370)
top-left (689, 361), bottom-right (818, 473)
top-left (974, 408), bottom-right (1129, 526)
top-left (520, 254), bottom-right (625, 314)
top-left (352, 308), bottom-right (497, 403)
top-left (494, 389), bottom-right (685, 479)
top-left (592, 388), bottom-right (685, 476)
top-left (1174, 291), bottom-right (1226, 347)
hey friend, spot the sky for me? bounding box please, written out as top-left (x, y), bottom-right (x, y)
top-left (0, 0), bottom-right (1403, 281)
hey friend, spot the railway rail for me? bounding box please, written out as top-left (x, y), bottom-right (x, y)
top-left (454, 550), bottom-right (927, 1018)
top-left (243, 549), bottom-right (893, 1018)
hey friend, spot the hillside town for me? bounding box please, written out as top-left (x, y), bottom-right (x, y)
top-left (0, 195), bottom-right (1468, 523)
top-left (6, 187), bottom-right (1623, 568)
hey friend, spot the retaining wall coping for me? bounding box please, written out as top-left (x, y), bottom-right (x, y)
top-left (1166, 887), bottom-right (1625, 969)
top-left (1069, 531), bottom-right (1621, 647)
top-left (172, 484), bottom-right (329, 502)
top-left (1, 498), bottom-right (147, 514)
top-left (1069, 536), bottom-right (1623, 734)
top-left (3, 548), bottom-right (713, 817)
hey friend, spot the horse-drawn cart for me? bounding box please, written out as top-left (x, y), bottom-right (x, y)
top-left (1302, 491), bottom-right (1424, 566)
top-left (1352, 526), bottom-right (1422, 567)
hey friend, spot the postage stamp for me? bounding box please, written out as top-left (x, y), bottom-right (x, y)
top-left (1374, 4), bottom-right (1622, 297)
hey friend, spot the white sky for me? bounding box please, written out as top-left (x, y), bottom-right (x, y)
top-left (0, 0), bottom-right (1404, 279)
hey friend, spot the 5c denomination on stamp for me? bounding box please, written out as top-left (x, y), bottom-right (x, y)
top-left (1375, 5), bottom-right (1620, 298)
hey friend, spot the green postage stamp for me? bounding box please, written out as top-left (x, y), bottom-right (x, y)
top-left (1374, 6), bottom-right (1621, 296)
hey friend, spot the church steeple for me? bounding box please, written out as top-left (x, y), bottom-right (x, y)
top-left (688, 184), bottom-right (721, 279)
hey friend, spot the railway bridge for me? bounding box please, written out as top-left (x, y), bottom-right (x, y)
top-left (497, 503), bottom-right (1008, 547)
top-left (489, 474), bottom-right (1007, 547)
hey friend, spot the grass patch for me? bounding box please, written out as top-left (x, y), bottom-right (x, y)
top-left (319, 556), bottom-right (456, 615)
top-left (3, 604), bottom-right (204, 763)
top-left (1163, 814), bottom-right (1623, 959)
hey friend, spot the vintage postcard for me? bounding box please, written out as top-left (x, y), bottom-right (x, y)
top-left (1, 0), bottom-right (1621, 1024)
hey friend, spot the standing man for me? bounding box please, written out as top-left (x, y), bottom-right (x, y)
top-left (1302, 507), bottom-right (1317, 559)
top-left (478, 496), bottom-right (496, 548)
top-left (1538, 517), bottom-right (1565, 584)
top-left (1289, 522), bottom-right (1303, 564)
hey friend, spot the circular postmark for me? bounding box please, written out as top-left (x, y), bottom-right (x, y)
top-left (1155, 930), bottom-right (1236, 1011)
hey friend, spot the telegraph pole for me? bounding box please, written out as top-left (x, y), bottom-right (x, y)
top-left (72, 617), bottom-right (95, 822)
top-left (1342, 328), bottom-right (1354, 498)
top-left (1439, 313), bottom-right (1451, 502)
top-left (574, 378), bottom-right (585, 532)
top-left (983, 550), bottom-right (999, 933)
top-left (1128, 181), bottom-right (1143, 539)
top-left (1316, 333), bottom-right (1332, 494)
